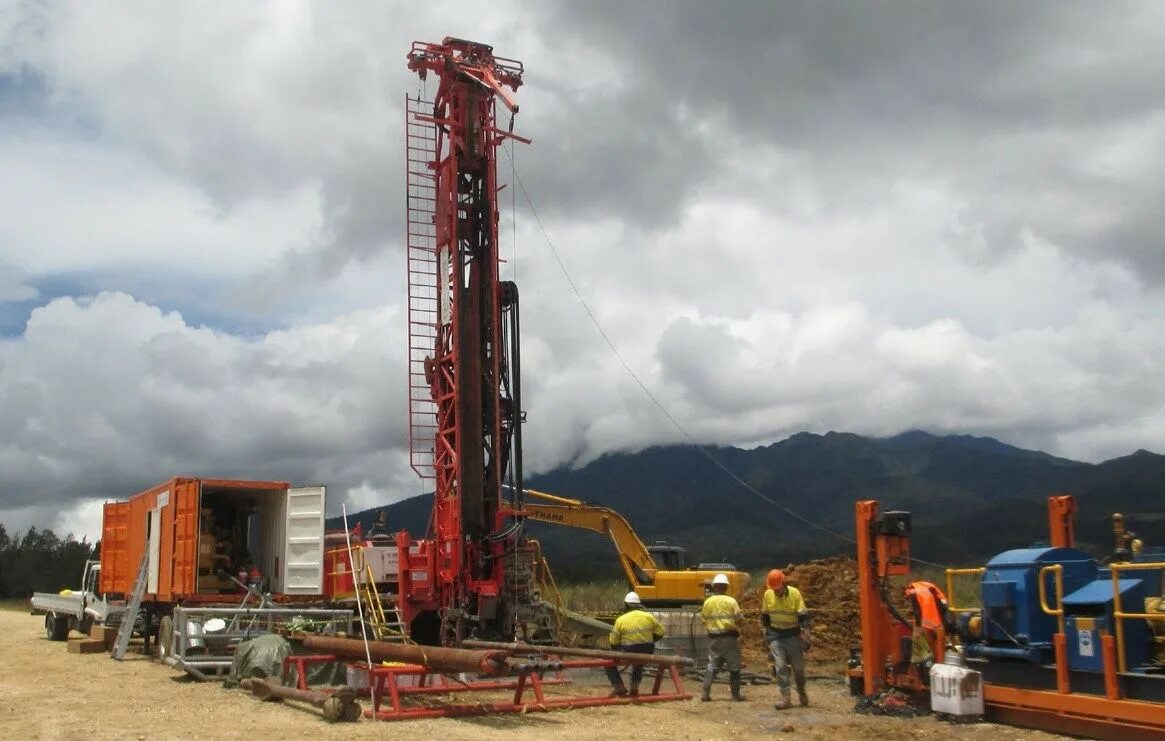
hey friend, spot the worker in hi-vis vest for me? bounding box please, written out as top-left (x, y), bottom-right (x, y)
top-left (699, 573), bottom-right (746, 702)
top-left (762, 569), bottom-right (811, 709)
top-left (606, 591), bottom-right (665, 697)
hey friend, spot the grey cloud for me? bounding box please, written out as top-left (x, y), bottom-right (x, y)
top-left (514, 87), bottom-right (716, 227)
top-left (13, 1), bottom-right (1165, 282)
top-left (0, 292), bottom-right (411, 510)
top-left (536, 1), bottom-right (1165, 280)
top-left (0, 263), bottom-right (38, 303)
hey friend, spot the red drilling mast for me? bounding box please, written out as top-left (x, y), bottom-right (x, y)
top-left (397, 37), bottom-right (532, 645)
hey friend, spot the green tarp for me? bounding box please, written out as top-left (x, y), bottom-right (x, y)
top-left (225, 634), bottom-right (347, 688)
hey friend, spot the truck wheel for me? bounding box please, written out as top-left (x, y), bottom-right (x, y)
top-left (157, 615), bottom-right (174, 659)
top-left (46, 614), bottom-right (69, 641)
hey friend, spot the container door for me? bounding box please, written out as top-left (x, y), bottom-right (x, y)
top-left (282, 486), bottom-right (325, 595)
top-left (100, 502), bottom-right (130, 594)
top-left (146, 507), bottom-right (162, 594)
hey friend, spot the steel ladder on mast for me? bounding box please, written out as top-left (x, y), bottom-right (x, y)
top-left (405, 94), bottom-right (439, 482)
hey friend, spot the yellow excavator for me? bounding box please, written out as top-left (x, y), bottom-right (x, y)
top-left (520, 488), bottom-right (750, 605)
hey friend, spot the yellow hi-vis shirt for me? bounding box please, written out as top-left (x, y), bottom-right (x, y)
top-left (609, 609), bottom-right (665, 648)
top-left (701, 594), bottom-right (742, 635)
top-left (762, 586), bottom-right (807, 630)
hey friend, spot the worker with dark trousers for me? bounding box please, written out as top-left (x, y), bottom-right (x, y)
top-left (700, 573), bottom-right (746, 702)
top-left (606, 591), bottom-right (665, 697)
top-left (763, 569), bottom-right (810, 709)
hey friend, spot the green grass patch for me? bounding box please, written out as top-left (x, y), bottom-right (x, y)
top-left (557, 580), bottom-right (628, 613)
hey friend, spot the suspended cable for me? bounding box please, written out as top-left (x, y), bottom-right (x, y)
top-left (499, 146), bottom-right (954, 570)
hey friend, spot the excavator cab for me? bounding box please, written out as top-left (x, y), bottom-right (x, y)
top-left (647, 544), bottom-right (689, 571)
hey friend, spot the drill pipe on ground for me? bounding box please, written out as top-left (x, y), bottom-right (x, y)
top-left (239, 678), bottom-right (361, 723)
top-left (461, 640), bottom-right (695, 667)
top-left (298, 635), bottom-right (512, 676)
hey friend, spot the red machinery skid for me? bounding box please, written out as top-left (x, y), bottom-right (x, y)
top-left (360, 660), bottom-right (690, 721)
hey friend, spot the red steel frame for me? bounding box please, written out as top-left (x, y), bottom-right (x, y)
top-left (400, 37), bottom-right (531, 642)
top-left (281, 654), bottom-right (691, 721)
top-left (360, 660), bottom-right (690, 721)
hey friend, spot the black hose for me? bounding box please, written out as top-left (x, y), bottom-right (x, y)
top-left (881, 578), bottom-right (911, 630)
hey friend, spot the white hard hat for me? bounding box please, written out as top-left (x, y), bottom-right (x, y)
top-left (712, 573), bottom-right (730, 586)
top-left (624, 591), bottom-right (642, 605)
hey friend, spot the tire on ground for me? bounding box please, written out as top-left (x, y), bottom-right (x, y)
top-left (157, 615), bottom-right (174, 659)
top-left (46, 614), bottom-right (70, 641)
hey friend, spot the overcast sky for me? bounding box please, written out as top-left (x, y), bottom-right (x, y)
top-left (3, 1), bottom-right (1165, 541)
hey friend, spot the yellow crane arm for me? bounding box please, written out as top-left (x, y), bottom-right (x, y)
top-left (521, 488), bottom-right (658, 589)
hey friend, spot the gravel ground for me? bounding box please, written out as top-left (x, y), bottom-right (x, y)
top-left (0, 610), bottom-right (1066, 740)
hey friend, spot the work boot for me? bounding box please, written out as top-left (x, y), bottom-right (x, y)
top-left (774, 689), bottom-right (792, 710)
top-left (797, 685), bottom-right (809, 706)
top-left (729, 671), bottom-right (747, 702)
top-left (629, 682), bottom-right (640, 698)
top-left (700, 669), bottom-right (715, 701)
top-left (609, 685), bottom-right (628, 698)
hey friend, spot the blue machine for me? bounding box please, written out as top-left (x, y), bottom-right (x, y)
top-left (959, 545), bottom-right (1162, 675)
top-left (961, 547), bottom-right (1096, 663)
top-left (1062, 578), bottom-right (1148, 672)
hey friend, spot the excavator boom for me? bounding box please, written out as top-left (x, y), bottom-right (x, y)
top-left (521, 488), bottom-right (749, 605)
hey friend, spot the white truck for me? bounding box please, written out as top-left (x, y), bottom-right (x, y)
top-left (30, 560), bottom-right (117, 641)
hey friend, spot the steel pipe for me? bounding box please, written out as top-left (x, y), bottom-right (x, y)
top-left (240, 678), bottom-right (361, 723)
top-left (462, 640), bottom-right (694, 667)
top-left (298, 635), bottom-right (511, 676)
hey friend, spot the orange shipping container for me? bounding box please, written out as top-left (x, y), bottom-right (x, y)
top-left (99, 477), bottom-right (326, 602)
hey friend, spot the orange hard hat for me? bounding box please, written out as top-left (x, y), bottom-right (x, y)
top-left (767, 569), bottom-right (786, 589)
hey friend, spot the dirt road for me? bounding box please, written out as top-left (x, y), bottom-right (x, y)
top-left (0, 610), bottom-right (1064, 740)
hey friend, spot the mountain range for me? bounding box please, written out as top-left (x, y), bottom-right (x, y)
top-left (328, 431), bottom-right (1165, 582)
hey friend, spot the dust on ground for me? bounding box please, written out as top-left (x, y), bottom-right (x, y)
top-left (1, 610), bottom-right (1065, 740)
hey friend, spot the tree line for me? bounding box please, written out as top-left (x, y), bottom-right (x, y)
top-left (0, 524), bottom-right (99, 599)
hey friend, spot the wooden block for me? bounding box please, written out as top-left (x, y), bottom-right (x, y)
top-left (90, 624), bottom-right (117, 642)
top-left (68, 638), bottom-right (107, 655)
top-left (93, 625), bottom-right (119, 650)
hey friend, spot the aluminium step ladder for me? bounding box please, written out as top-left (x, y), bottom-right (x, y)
top-left (110, 550), bottom-right (149, 660)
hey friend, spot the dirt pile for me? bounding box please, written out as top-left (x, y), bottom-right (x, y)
top-left (739, 556), bottom-right (861, 667)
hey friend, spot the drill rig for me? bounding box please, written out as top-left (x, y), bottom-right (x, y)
top-left (395, 37), bottom-right (540, 646)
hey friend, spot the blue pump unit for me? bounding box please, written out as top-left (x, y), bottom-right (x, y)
top-left (959, 544), bottom-right (1163, 675)
top-left (962, 547), bottom-right (1095, 663)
